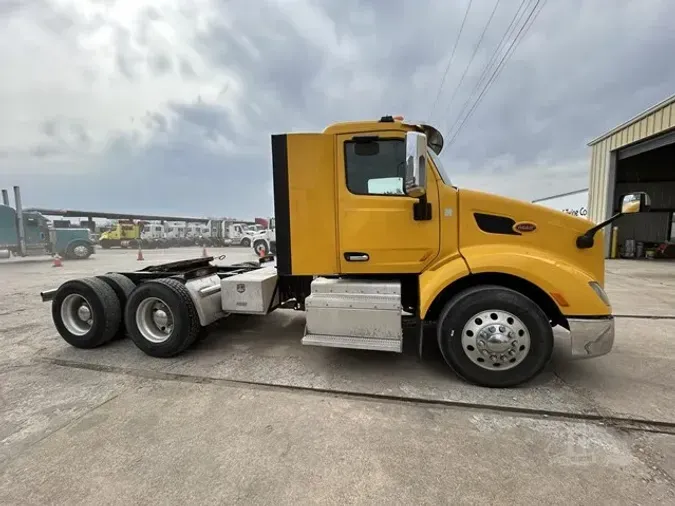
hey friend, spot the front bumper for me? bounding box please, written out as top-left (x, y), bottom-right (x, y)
top-left (568, 316), bottom-right (615, 358)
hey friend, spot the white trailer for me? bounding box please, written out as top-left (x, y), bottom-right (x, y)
top-left (532, 189), bottom-right (590, 219)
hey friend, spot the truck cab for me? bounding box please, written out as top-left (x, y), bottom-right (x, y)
top-left (267, 115), bottom-right (648, 386)
top-left (1, 186), bottom-right (94, 260)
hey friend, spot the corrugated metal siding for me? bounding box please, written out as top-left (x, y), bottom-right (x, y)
top-left (588, 97), bottom-right (675, 226)
top-left (615, 212), bottom-right (670, 245)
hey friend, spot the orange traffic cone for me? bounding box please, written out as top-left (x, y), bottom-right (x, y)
top-left (202, 246), bottom-right (208, 258)
top-left (52, 254), bottom-right (63, 267)
top-left (137, 246), bottom-right (144, 261)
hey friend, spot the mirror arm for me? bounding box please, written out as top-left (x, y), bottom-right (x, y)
top-left (576, 212), bottom-right (623, 249)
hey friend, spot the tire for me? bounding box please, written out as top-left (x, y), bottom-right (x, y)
top-left (124, 278), bottom-right (201, 358)
top-left (240, 237), bottom-right (251, 248)
top-left (97, 273), bottom-right (136, 339)
top-left (128, 239), bottom-right (139, 249)
top-left (52, 277), bottom-right (121, 349)
top-left (436, 285), bottom-right (554, 388)
top-left (99, 239), bottom-right (112, 250)
top-left (253, 239), bottom-right (268, 257)
top-left (66, 241), bottom-right (93, 260)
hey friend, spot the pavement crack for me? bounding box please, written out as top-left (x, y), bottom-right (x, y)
top-left (632, 441), bottom-right (675, 489)
top-left (614, 314), bottom-right (675, 320)
top-left (40, 357), bottom-right (675, 434)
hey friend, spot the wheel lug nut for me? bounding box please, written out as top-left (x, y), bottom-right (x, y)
top-left (490, 354), bottom-right (497, 361)
top-left (499, 326), bottom-right (505, 333)
top-left (489, 326), bottom-right (496, 333)
top-left (478, 340), bottom-right (485, 348)
top-left (512, 340), bottom-right (518, 347)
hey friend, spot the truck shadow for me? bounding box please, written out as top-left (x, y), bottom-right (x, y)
top-left (192, 310), bottom-right (563, 390)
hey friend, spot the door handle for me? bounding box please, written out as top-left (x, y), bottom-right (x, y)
top-left (344, 252), bottom-right (370, 262)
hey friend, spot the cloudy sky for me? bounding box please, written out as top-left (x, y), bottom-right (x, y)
top-left (1, 0), bottom-right (674, 220)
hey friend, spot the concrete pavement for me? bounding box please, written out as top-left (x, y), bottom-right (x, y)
top-left (1, 249), bottom-right (674, 504)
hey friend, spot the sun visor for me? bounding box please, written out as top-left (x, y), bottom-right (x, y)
top-left (402, 121), bottom-right (444, 155)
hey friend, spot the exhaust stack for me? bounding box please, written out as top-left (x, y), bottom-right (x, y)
top-left (13, 186), bottom-right (26, 256)
top-left (1, 189), bottom-right (9, 206)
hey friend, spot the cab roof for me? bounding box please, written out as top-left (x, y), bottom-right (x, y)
top-left (322, 116), bottom-right (444, 155)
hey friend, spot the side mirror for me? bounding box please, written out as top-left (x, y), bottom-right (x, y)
top-left (405, 132), bottom-right (427, 198)
top-left (621, 192), bottom-right (651, 214)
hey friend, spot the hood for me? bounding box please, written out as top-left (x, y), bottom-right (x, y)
top-left (457, 188), bottom-right (605, 284)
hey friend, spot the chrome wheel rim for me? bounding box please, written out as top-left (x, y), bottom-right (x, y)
top-left (73, 245), bottom-right (89, 257)
top-left (135, 297), bottom-right (174, 344)
top-left (61, 293), bottom-right (94, 336)
top-left (255, 243), bottom-right (266, 255)
top-left (461, 310), bottom-right (531, 371)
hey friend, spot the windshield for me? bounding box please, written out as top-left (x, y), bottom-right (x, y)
top-left (428, 148), bottom-right (451, 185)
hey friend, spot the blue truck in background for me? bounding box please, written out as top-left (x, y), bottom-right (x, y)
top-left (0, 186), bottom-right (95, 261)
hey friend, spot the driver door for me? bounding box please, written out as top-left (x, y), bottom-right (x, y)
top-left (336, 133), bottom-right (440, 274)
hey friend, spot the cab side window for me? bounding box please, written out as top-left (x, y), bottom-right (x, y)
top-left (345, 138), bottom-right (406, 196)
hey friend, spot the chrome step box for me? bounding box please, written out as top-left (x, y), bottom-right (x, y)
top-left (302, 277), bottom-right (403, 353)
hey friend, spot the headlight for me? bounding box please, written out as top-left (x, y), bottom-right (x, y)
top-left (589, 281), bottom-right (611, 307)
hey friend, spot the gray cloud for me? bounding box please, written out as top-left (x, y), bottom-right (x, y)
top-left (2, 0), bottom-right (675, 216)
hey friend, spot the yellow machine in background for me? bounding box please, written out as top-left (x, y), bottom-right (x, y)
top-left (99, 220), bottom-right (143, 249)
top-left (41, 115), bottom-right (651, 388)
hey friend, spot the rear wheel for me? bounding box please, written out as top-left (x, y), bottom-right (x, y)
top-left (97, 273), bottom-right (136, 339)
top-left (124, 278), bottom-right (201, 358)
top-left (52, 277), bottom-right (121, 348)
top-left (240, 237), bottom-right (251, 248)
top-left (437, 285), bottom-right (554, 388)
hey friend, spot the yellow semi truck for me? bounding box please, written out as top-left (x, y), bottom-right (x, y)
top-left (39, 116), bottom-right (650, 388)
top-left (99, 220), bottom-right (143, 249)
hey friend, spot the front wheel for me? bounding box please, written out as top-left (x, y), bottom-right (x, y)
top-left (437, 285), bottom-right (554, 388)
top-left (66, 241), bottom-right (93, 260)
top-left (253, 239), bottom-right (268, 257)
top-left (240, 237), bottom-right (251, 248)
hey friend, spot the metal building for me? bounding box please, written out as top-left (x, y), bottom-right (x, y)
top-left (587, 93), bottom-right (675, 258)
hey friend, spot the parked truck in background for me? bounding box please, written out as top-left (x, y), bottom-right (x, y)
top-left (99, 220), bottom-right (143, 249)
top-left (1, 186), bottom-right (94, 260)
top-left (250, 217), bottom-right (276, 256)
top-left (39, 116), bottom-right (651, 388)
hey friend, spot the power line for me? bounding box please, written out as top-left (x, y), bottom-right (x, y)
top-left (445, 0), bottom-right (547, 148)
top-left (443, 0), bottom-right (532, 141)
top-left (427, 0), bottom-right (474, 122)
top-left (439, 0), bottom-right (503, 131)
top-left (448, 0), bottom-right (547, 146)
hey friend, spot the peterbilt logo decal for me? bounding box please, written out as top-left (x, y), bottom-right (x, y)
top-left (513, 221), bottom-right (537, 233)
top-left (236, 283), bottom-right (246, 293)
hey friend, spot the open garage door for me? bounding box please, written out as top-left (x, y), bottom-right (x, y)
top-left (613, 129), bottom-right (675, 259)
